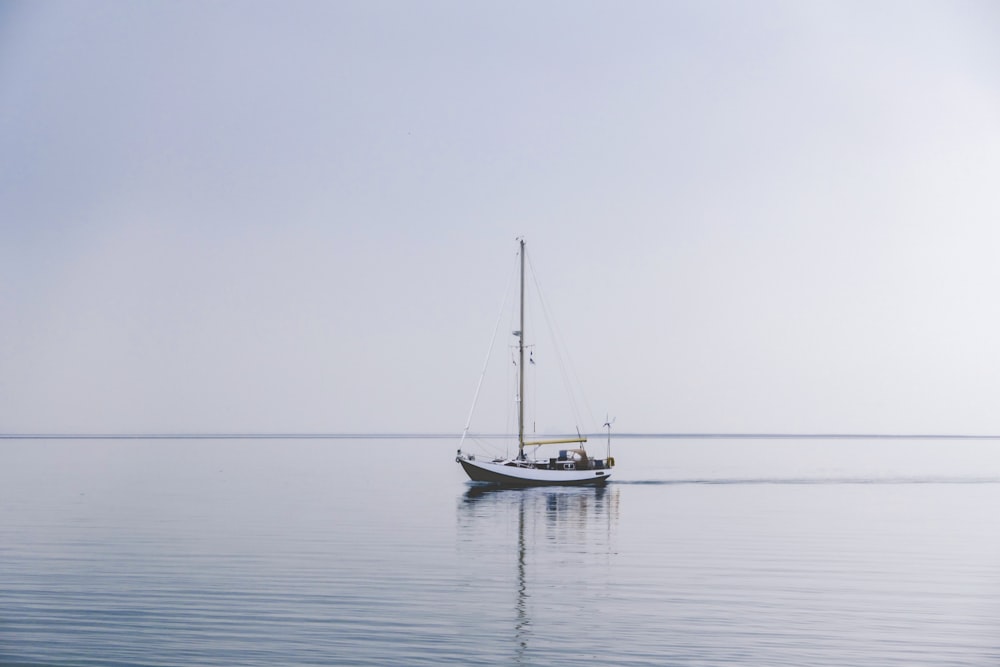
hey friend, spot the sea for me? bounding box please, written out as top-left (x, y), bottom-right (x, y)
top-left (2, 436), bottom-right (999, 666)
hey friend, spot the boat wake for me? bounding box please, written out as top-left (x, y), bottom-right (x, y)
top-left (615, 476), bottom-right (1000, 486)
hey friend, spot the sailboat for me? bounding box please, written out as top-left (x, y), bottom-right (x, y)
top-left (456, 238), bottom-right (614, 486)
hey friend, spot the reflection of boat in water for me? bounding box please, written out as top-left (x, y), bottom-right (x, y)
top-left (457, 485), bottom-right (619, 663)
top-left (456, 238), bottom-right (615, 486)
top-left (462, 483), bottom-right (611, 506)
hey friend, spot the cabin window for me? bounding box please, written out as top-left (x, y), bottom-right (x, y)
top-left (563, 463), bottom-right (575, 470)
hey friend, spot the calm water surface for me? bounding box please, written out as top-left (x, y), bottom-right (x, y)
top-left (2, 437), bottom-right (999, 665)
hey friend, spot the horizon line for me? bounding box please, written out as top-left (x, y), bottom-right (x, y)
top-left (3, 432), bottom-right (1000, 441)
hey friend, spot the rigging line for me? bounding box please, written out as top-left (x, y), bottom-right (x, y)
top-left (524, 267), bottom-right (537, 435)
top-left (532, 344), bottom-right (537, 434)
top-left (507, 344), bottom-right (517, 458)
top-left (459, 250), bottom-right (519, 450)
top-left (526, 251), bottom-right (600, 432)
top-left (507, 261), bottom-right (520, 450)
top-left (527, 250), bottom-right (581, 428)
top-left (468, 435), bottom-right (504, 458)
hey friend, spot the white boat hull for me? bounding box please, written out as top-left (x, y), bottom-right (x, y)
top-left (457, 453), bottom-right (611, 486)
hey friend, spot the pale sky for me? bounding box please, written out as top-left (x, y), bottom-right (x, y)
top-left (2, 1), bottom-right (1000, 435)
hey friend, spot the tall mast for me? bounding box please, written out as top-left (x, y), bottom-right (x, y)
top-left (517, 238), bottom-right (526, 458)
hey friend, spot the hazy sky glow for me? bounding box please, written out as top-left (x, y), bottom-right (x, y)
top-left (2, 1), bottom-right (1000, 434)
